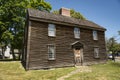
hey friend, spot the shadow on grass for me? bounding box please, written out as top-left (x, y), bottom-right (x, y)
top-left (0, 59), bottom-right (20, 62)
top-left (110, 62), bottom-right (120, 67)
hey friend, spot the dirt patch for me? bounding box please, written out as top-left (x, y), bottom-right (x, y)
top-left (57, 66), bottom-right (92, 80)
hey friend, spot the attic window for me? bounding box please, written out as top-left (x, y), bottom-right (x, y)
top-left (48, 24), bottom-right (56, 37)
top-left (93, 30), bottom-right (98, 40)
top-left (74, 27), bottom-right (80, 39)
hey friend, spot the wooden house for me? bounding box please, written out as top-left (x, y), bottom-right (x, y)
top-left (22, 8), bottom-right (107, 70)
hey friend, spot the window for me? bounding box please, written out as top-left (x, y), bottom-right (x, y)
top-left (48, 24), bottom-right (56, 37)
top-left (93, 30), bottom-right (98, 40)
top-left (48, 44), bottom-right (55, 60)
top-left (94, 47), bottom-right (99, 58)
top-left (74, 27), bottom-right (80, 39)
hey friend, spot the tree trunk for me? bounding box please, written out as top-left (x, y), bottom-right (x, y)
top-left (112, 52), bottom-right (115, 62)
top-left (18, 49), bottom-right (22, 60)
top-left (11, 48), bottom-right (16, 60)
top-left (1, 47), bottom-right (5, 59)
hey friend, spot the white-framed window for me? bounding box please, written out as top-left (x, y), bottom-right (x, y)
top-left (93, 30), bottom-right (98, 40)
top-left (48, 44), bottom-right (55, 60)
top-left (48, 24), bottom-right (56, 37)
top-left (94, 47), bottom-right (99, 58)
top-left (74, 27), bottom-right (80, 39)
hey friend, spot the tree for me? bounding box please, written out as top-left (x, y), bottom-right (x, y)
top-left (70, 9), bottom-right (86, 20)
top-left (0, 0), bottom-right (52, 60)
top-left (118, 31), bottom-right (120, 35)
top-left (0, 0), bottom-right (28, 59)
top-left (52, 9), bottom-right (86, 20)
top-left (52, 10), bottom-right (59, 14)
top-left (106, 37), bottom-right (120, 61)
top-left (28, 0), bottom-right (52, 12)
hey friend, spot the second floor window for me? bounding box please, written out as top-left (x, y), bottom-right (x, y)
top-left (93, 30), bottom-right (98, 40)
top-left (74, 27), bottom-right (80, 39)
top-left (48, 24), bottom-right (56, 37)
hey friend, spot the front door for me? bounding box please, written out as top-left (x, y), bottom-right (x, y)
top-left (73, 48), bottom-right (83, 65)
top-left (71, 41), bottom-right (84, 66)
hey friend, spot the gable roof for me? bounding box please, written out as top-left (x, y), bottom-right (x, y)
top-left (27, 8), bottom-right (106, 31)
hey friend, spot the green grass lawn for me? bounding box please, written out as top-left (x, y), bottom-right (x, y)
top-left (65, 61), bottom-right (120, 80)
top-left (0, 61), bottom-right (76, 80)
top-left (0, 61), bottom-right (120, 80)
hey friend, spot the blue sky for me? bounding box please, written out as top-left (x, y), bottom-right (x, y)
top-left (46, 0), bottom-right (120, 42)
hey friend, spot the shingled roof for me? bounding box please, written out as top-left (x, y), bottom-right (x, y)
top-left (27, 8), bottom-right (106, 31)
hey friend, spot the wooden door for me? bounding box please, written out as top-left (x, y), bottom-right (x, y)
top-left (74, 48), bottom-right (83, 65)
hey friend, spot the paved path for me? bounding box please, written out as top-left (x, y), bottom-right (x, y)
top-left (115, 57), bottom-right (120, 62)
top-left (57, 66), bottom-right (92, 80)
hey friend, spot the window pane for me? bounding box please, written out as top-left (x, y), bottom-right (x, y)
top-left (48, 24), bottom-right (56, 37)
top-left (48, 45), bottom-right (55, 60)
top-left (94, 48), bottom-right (99, 58)
top-left (74, 28), bottom-right (80, 38)
top-left (93, 30), bottom-right (98, 40)
top-left (48, 31), bottom-right (55, 36)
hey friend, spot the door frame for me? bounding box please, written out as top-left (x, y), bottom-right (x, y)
top-left (71, 41), bottom-right (84, 65)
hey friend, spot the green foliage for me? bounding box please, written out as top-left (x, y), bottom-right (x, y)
top-left (52, 10), bottom-right (59, 14)
top-left (28, 0), bottom-right (52, 12)
top-left (0, 0), bottom-right (52, 59)
top-left (106, 37), bottom-right (120, 54)
top-left (0, 0), bottom-right (27, 49)
top-left (70, 9), bottom-right (86, 20)
top-left (0, 0), bottom-right (52, 49)
top-left (52, 9), bottom-right (86, 20)
top-left (111, 43), bottom-right (120, 52)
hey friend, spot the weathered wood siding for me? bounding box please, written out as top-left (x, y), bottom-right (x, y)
top-left (25, 20), bottom-right (106, 70)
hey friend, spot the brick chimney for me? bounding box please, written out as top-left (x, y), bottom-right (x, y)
top-left (60, 7), bottom-right (70, 17)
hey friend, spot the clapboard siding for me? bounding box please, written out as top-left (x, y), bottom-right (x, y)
top-left (24, 20), bottom-right (107, 70)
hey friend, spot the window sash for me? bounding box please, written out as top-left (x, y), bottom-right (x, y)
top-left (74, 33), bottom-right (80, 38)
top-left (48, 31), bottom-right (55, 36)
top-left (74, 28), bottom-right (80, 38)
top-left (93, 30), bottom-right (98, 40)
top-left (48, 24), bottom-right (56, 37)
top-left (94, 48), bottom-right (99, 58)
top-left (48, 45), bottom-right (55, 60)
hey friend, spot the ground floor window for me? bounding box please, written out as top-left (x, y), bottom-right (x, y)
top-left (48, 44), bottom-right (55, 60)
top-left (94, 47), bottom-right (99, 58)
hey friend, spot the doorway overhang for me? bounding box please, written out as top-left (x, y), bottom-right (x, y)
top-left (71, 41), bottom-right (83, 49)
